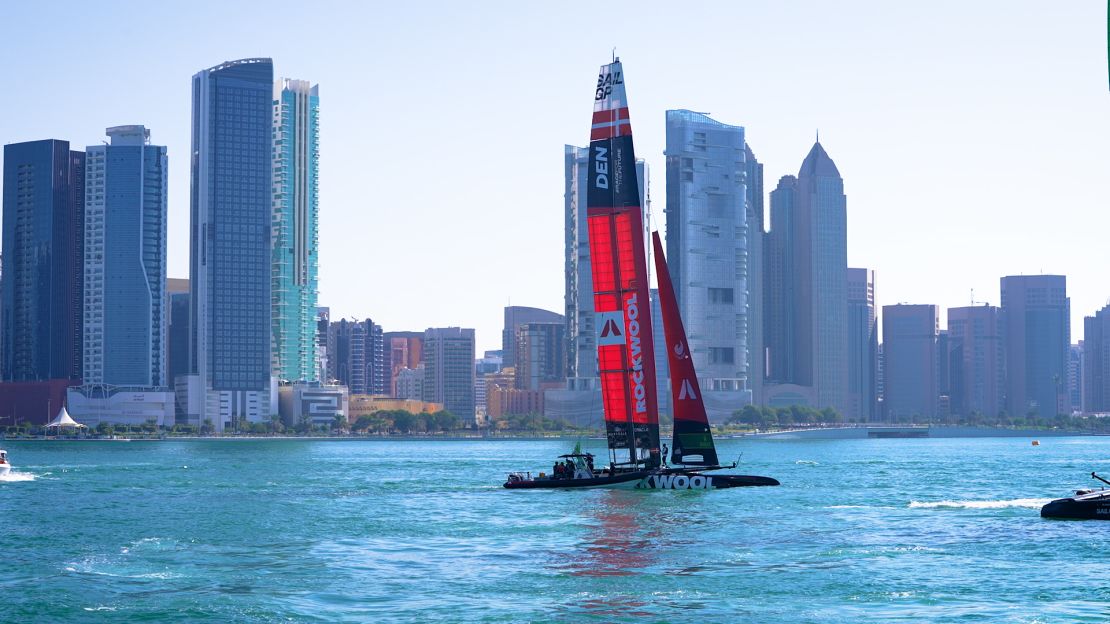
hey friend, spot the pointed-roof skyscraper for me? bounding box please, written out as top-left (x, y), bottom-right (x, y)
top-left (764, 141), bottom-right (849, 416)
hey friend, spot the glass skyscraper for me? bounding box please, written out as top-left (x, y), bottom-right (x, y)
top-left (187, 58), bottom-right (274, 430)
top-left (764, 141), bottom-right (849, 415)
top-left (272, 79), bottom-right (320, 383)
top-left (1, 139), bottom-right (85, 382)
top-left (664, 110), bottom-right (749, 395)
top-left (82, 126), bottom-right (167, 387)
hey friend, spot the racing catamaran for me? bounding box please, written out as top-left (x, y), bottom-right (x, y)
top-left (504, 57), bottom-right (777, 490)
top-left (505, 56), bottom-right (662, 489)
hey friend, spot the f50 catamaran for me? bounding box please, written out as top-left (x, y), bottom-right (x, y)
top-left (504, 57), bottom-right (777, 490)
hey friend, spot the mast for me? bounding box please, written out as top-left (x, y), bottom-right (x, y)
top-left (585, 58), bottom-right (661, 469)
top-left (651, 231), bottom-right (719, 466)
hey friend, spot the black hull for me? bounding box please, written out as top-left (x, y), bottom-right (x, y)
top-left (504, 471), bottom-right (649, 490)
top-left (1041, 492), bottom-right (1110, 520)
top-left (635, 470), bottom-right (779, 490)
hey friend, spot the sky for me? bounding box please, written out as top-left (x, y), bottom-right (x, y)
top-left (1, 1), bottom-right (1106, 353)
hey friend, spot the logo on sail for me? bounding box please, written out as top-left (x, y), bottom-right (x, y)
top-left (596, 310), bottom-right (625, 346)
top-left (674, 342), bottom-right (685, 357)
top-left (678, 379), bottom-right (698, 401)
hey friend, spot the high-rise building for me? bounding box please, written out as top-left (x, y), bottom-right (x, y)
top-left (272, 78), bottom-right (320, 383)
top-left (514, 322), bottom-right (566, 390)
top-left (501, 306), bottom-right (563, 369)
top-left (882, 304), bottom-right (938, 421)
top-left (81, 126), bottom-right (167, 387)
top-left (167, 278), bottom-right (190, 386)
top-left (764, 142), bottom-right (849, 414)
top-left (847, 268), bottom-right (877, 421)
top-left (564, 147), bottom-right (649, 381)
top-left (1067, 342), bottom-right (1083, 414)
top-left (1083, 305), bottom-right (1110, 413)
top-left (329, 318), bottom-right (385, 395)
top-left (1, 140), bottom-right (85, 382)
top-left (1001, 275), bottom-right (1070, 417)
top-left (664, 110), bottom-right (749, 395)
top-left (185, 58), bottom-right (275, 430)
top-left (745, 144), bottom-right (765, 405)
top-left (947, 305), bottom-right (1005, 419)
top-left (423, 327), bottom-right (475, 421)
top-left (765, 175), bottom-right (797, 385)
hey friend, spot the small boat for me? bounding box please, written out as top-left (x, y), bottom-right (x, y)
top-left (0, 449), bottom-right (10, 476)
top-left (1041, 472), bottom-right (1110, 519)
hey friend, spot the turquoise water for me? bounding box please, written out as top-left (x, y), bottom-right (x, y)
top-left (2, 437), bottom-right (1108, 622)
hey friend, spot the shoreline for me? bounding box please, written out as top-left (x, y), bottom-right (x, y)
top-left (0, 425), bottom-right (1102, 443)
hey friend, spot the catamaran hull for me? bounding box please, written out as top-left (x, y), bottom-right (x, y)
top-left (635, 472), bottom-right (780, 490)
top-left (503, 472), bottom-right (649, 490)
top-left (1041, 493), bottom-right (1110, 519)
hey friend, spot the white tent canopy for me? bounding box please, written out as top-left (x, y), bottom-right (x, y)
top-left (45, 406), bottom-right (87, 429)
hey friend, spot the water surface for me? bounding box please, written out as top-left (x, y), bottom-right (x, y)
top-left (2, 437), bottom-right (1108, 622)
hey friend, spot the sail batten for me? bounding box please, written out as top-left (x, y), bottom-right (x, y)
top-left (651, 231), bottom-right (719, 467)
top-left (586, 59), bottom-right (661, 468)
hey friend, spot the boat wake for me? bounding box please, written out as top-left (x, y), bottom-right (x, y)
top-left (0, 472), bottom-right (36, 482)
top-left (908, 498), bottom-right (1051, 510)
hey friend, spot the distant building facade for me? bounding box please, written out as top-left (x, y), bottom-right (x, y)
top-left (847, 268), bottom-right (877, 421)
top-left (186, 58), bottom-right (275, 430)
top-left (329, 318), bottom-right (385, 395)
top-left (501, 306), bottom-right (563, 369)
top-left (882, 304), bottom-right (938, 420)
top-left (167, 278), bottom-right (190, 386)
top-left (384, 331), bottom-right (423, 396)
top-left (514, 322), bottom-right (566, 390)
top-left (278, 382), bottom-right (347, 428)
top-left (395, 365), bottom-right (425, 402)
top-left (1067, 342), bottom-right (1083, 414)
top-left (271, 78), bottom-right (320, 383)
top-left (745, 144), bottom-right (765, 405)
top-left (1084, 305), bottom-right (1110, 413)
top-left (946, 305), bottom-right (1005, 419)
top-left (422, 327), bottom-right (475, 421)
top-left (1001, 275), bottom-right (1069, 417)
top-left (2, 139), bottom-right (85, 382)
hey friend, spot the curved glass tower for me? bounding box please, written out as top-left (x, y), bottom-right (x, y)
top-left (272, 78), bottom-right (320, 383)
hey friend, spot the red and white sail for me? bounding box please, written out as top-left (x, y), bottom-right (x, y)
top-left (586, 59), bottom-right (661, 468)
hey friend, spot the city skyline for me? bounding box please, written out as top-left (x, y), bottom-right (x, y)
top-left (0, 2), bottom-right (1107, 353)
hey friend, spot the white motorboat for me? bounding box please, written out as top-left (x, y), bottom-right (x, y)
top-left (0, 449), bottom-right (10, 476)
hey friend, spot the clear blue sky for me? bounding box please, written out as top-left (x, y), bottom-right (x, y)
top-left (1, 1), bottom-right (1106, 352)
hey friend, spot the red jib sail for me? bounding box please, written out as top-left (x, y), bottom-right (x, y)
top-left (586, 59), bottom-right (661, 468)
top-left (651, 231), bottom-right (719, 466)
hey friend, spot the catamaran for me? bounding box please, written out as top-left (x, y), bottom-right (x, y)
top-left (504, 57), bottom-right (777, 491)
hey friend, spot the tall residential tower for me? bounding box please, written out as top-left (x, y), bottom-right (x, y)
top-left (184, 58), bottom-right (275, 431)
top-left (80, 126), bottom-right (168, 387)
top-left (272, 78), bottom-right (320, 383)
